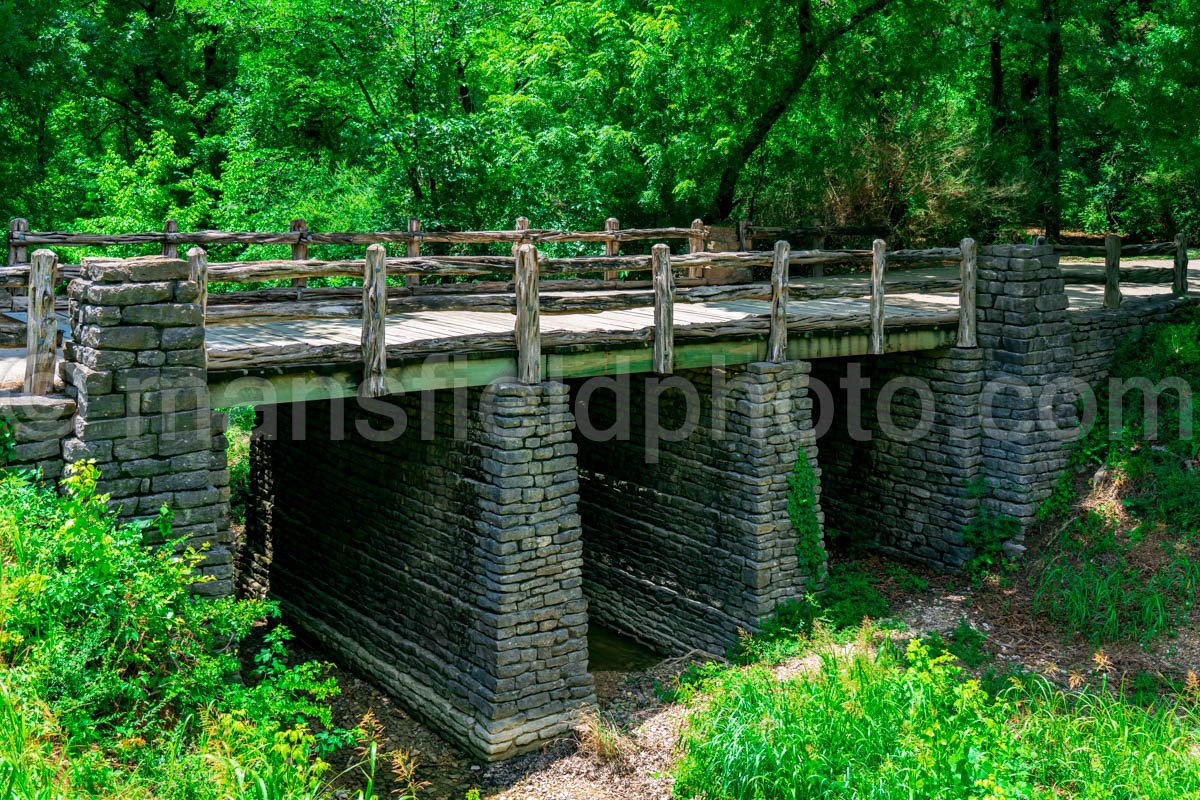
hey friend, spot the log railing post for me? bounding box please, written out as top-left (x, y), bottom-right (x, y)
top-left (187, 247), bottom-right (209, 318)
top-left (512, 216), bottom-right (530, 257)
top-left (8, 218), bottom-right (28, 265)
top-left (161, 219), bottom-right (178, 259)
top-left (24, 249), bottom-right (57, 394)
top-left (361, 243), bottom-right (388, 397)
top-left (1104, 233), bottom-right (1121, 309)
top-left (1174, 233), bottom-right (1189, 296)
top-left (406, 217), bottom-right (421, 288)
top-left (687, 218), bottom-right (704, 279)
top-left (514, 243), bottom-right (541, 384)
top-left (603, 216), bottom-right (620, 281)
top-left (810, 217), bottom-right (825, 278)
top-left (652, 243), bottom-right (674, 374)
top-left (957, 237), bottom-right (978, 347)
top-left (290, 218), bottom-right (309, 292)
top-left (768, 240), bottom-right (789, 362)
top-left (187, 247), bottom-right (209, 370)
top-left (869, 238), bottom-right (887, 355)
top-left (737, 218), bottom-right (750, 251)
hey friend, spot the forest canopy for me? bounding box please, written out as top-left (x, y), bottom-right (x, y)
top-left (2, 0), bottom-right (1198, 245)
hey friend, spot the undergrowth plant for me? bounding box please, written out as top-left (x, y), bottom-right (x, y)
top-left (0, 464), bottom-right (377, 799)
top-left (787, 451), bottom-right (825, 579)
top-left (1033, 307), bottom-right (1200, 644)
top-left (676, 631), bottom-right (1200, 799)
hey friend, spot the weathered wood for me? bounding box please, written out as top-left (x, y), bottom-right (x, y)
top-left (290, 219), bottom-right (309, 291)
top-left (8, 218), bottom-right (28, 265)
top-left (161, 219), bottom-right (179, 259)
top-left (870, 239), bottom-right (887, 355)
top-left (768, 241), bottom-right (789, 362)
top-left (687, 218), bottom-right (705, 279)
top-left (512, 216), bottom-right (530, 257)
top-left (201, 274), bottom-right (965, 321)
top-left (1104, 233), bottom-right (1122, 309)
top-left (1175, 233), bottom-right (1189, 296)
top-left (17, 226), bottom-right (702, 248)
top-left (1054, 241), bottom-right (1176, 257)
top-left (205, 308), bottom-right (962, 372)
top-left (652, 244), bottom-right (674, 374)
top-left (957, 237), bottom-right (977, 347)
top-left (747, 223), bottom-right (891, 240)
top-left (24, 249), bottom-right (57, 394)
top-left (361, 244), bottom-right (388, 397)
top-left (187, 247), bottom-right (209, 319)
top-left (737, 219), bottom-right (749, 250)
top-left (603, 217), bottom-right (620, 281)
top-left (201, 251), bottom-right (780, 282)
top-left (1060, 265), bottom-right (1174, 285)
top-left (406, 218), bottom-right (421, 288)
top-left (514, 244), bottom-right (541, 383)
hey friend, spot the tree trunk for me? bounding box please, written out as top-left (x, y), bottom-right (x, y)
top-left (989, 0), bottom-right (1005, 135)
top-left (1043, 0), bottom-right (1062, 239)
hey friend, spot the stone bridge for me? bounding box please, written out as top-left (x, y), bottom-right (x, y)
top-left (1, 243), bottom-right (1194, 760)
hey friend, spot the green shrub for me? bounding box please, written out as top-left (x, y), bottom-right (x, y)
top-left (676, 635), bottom-right (1200, 799)
top-left (224, 405), bottom-right (256, 524)
top-left (787, 451), bottom-right (825, 578)
top-left (0, 464), bottom-right (370, 799)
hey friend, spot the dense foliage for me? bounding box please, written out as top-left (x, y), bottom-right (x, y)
top-left (0, 464), bottom-right (381, 799)
top-left (676, 632), bottom-right (1200, 799)
top-left (2, 0), bottom-right (1200, 245)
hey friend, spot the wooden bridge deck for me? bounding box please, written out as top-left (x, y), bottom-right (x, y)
top-left (0, 264), bottom-right (1193, 402)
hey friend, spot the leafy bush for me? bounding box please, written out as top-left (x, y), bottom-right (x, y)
top-left (1033, 308), bottom-right (1200, 644)
top-left (676, 635), bottom-right (1200, 799)
top-left (787, 451), bottom-right (825, 579)
top-left (0, 465), bottom-right (372, 799)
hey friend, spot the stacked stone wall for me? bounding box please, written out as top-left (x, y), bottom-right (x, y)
top-left (1071, 294), bottom-right (1196, 387)
top-left (0, 394), bottom-right (74, 479)
top-left (245, 383), bottom-right (592, 760)
top-left (813, 348), bottom-right (984, 570)
top-left (569, 361), bottom-right (821, 656)
top-left (58, 255), bottom-right (232, 595)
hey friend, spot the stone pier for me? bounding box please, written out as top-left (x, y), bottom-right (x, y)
top-left (243, 382), bottom-right (593, 760)
top-left (570, 361), bottom-right (822, 656)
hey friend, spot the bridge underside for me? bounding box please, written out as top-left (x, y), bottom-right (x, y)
top-left (240, 362), bottom-right (823, 759)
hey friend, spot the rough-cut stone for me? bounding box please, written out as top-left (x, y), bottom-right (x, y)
top-left (570, 362), bottom-right (822, 656)
top-left (244, 384), bottom-right (593, 761)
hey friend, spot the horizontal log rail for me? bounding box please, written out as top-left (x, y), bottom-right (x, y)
top-left (1051, 240), bottom-right (1178, 258)
top-left (10, 226), bottom-right (705, 250)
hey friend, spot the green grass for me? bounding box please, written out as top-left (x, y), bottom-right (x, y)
top-left (1032, 307), bottom-right (1200, 644)
top-left (0, 465), bottom-right (382, 799)
top-left (675, 631), bottom-right (1200, 799)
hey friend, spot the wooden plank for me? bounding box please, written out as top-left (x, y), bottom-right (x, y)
top-left (361, 244), bottom-right (388, 397)
top-left (24, 249), bottom-right (56, 394)
top-left (957, 237), bottom-right (977, 347)
top-left (8, 218), bottom-right (27, 265)
top-left (1105, 233), bottom-right (1121, 309)
top-left (515, 243), bottom-right (541, 383)
top-left (652, 244), bottom-right (674, 373)
top-left (291, 219), bottom-right (309, 291)
top-left (1175, 233), bottom-right (1189, 296)
top-left (768, 241), bottom-right (789, 362)
top-left (870, 239), bottom-right (886, 355)
top-left (604, 217), bottom-right (620, 281)
top-left (162, 219), bottom-right (178, 259)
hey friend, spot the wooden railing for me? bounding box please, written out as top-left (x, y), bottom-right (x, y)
top-left (1045, 234), bottom-right (1190, 307)
top-left (173, 237), bottom-right (977, 392)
